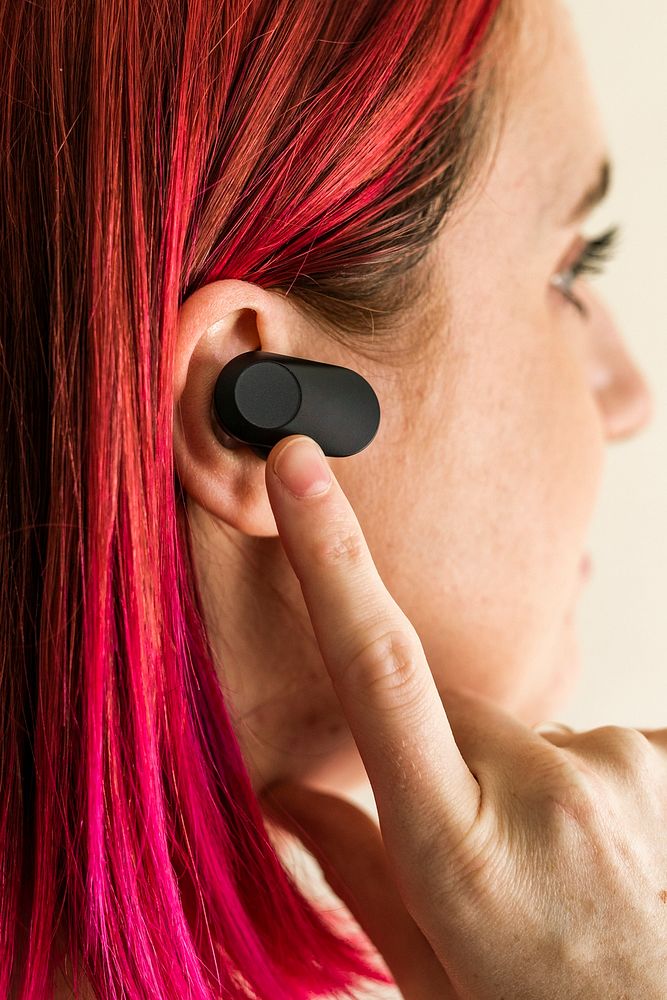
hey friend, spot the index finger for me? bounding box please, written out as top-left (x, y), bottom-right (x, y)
top-left (265, 434), bottom-right (481, 857)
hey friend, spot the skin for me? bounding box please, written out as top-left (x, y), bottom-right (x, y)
top-left (172, 0), bottom-right (652, 800)
top-left (53, 1), bottom-right (658, 996)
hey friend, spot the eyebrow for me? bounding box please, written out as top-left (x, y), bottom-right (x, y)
top-left (564, 156), bottom-right (612, 225)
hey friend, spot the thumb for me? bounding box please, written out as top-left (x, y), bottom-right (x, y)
top-left (261, 782), bottom-right (457, 1000)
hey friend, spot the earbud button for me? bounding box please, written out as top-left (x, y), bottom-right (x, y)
top-left (235, 362), bottom-right (302, 430)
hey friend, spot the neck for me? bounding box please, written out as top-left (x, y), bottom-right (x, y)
top-left (187, 504), bottom-right (367, 796)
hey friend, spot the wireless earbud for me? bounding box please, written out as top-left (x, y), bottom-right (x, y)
top-left (211, 351), bottom-right (381, 461)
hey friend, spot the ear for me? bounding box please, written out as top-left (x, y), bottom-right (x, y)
top-left (172, 279), bottom-right (306, 538)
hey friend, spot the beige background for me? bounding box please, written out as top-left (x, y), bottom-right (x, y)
top-left (292, 3), bottom-right (667, 996)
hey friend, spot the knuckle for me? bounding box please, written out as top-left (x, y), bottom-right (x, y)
top-left (578, 724), bottom-right (656, 773)
top-left (547, 780), bottom-right (599, 831)
top-left (617, 726), bottom-right (655, 757)
top-left (541, 755), bottom-right (608, 832)
top-left (341, 624), bottom-right (426, 707)
top-left (594, 723), bottom-right (648, 750)
top-left (638, 728), bottom-right (667, 769)
top-left (310, 519), bottom-right (367, 571)
top-left (597, 726), bottom-right (648, 750)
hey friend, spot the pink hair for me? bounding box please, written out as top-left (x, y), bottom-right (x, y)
top-left (0, 0), bottom-right (505, 996)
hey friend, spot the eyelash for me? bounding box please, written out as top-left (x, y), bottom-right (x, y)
top-left (550, 224), bottom-right (621, 319)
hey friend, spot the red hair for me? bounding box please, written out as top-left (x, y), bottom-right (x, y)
top-left (0, 0), bottom-right (509, 997)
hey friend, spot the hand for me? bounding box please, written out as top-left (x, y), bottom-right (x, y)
top-left (259, 435), bottom-right (667, 1000)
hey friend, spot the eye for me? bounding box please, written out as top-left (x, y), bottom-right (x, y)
top-left (550, 224), bottom-right (621, 319)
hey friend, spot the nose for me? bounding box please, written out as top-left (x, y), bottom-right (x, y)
top-left (584, 290), bottom-right (654, 441)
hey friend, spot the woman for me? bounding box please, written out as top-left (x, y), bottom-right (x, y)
top-left (2, 0), bottom-right (664, 996)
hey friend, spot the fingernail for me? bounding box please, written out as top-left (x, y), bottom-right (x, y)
top-left (273, 438), bottom-right (332, 498)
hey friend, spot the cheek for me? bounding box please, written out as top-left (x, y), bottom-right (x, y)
top-left (369, 316), bottom-right (605, 705)
top-left (439, 316), bottom-right (603, 589)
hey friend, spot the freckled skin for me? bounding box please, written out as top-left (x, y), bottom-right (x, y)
top-left (174, 0), bottom-right (653, 798)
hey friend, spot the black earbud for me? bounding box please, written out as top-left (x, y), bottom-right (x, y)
top-left (211, 351), bottom-right (381, 461)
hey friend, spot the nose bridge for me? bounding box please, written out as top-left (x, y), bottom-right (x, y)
top-left (585, 289), bottom-right (654, 441)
